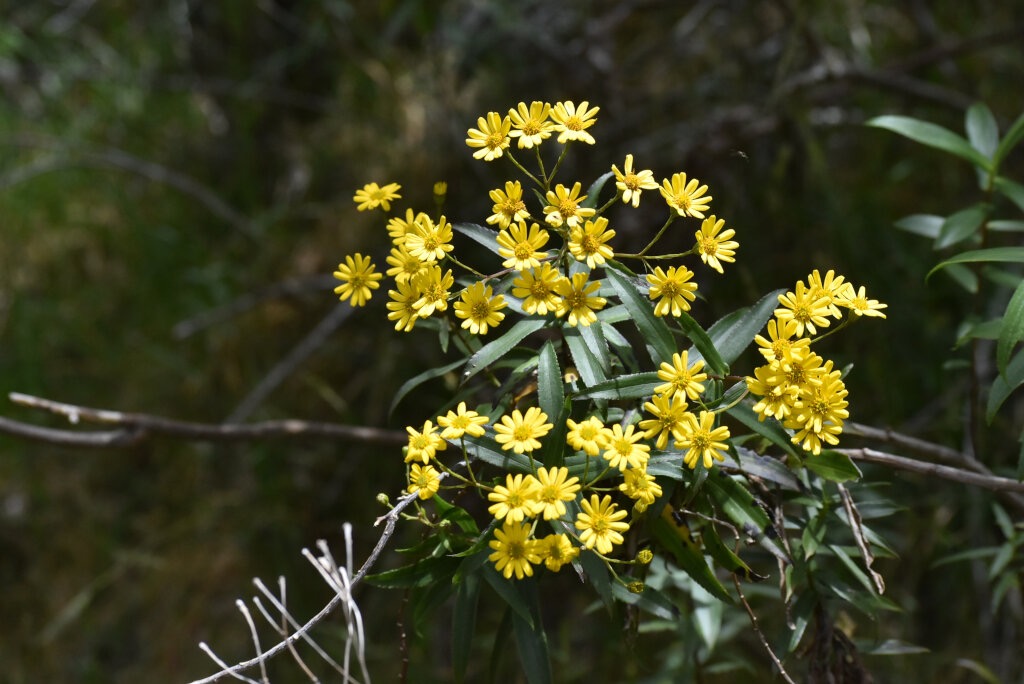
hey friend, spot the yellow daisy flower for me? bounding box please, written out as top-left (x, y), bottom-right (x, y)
top-left (646, 265), bottom-right (698, 317)
top-left (566, 416), bottom-right (611, 456)
top-left (655, 351), bottom-right (708, 401)
top-left (674, 410), bottom-right (731, 470)
top-left (536, 533), bottom-right (578, 572)
top-left (754, 318), bottom-right (810, 364)
top-left (466, 111), bottom-right (512, 161)
top-left (568, 216), bottom-right (616, 268)
top-left (488, 521), bottom-right (540, 580)
top-left (486, 180), bottom-right (530, 229)
top-left (353, 181), bottom-right (401, 212)
top-left (775, 281), bottom-right (832, 337)
top-left (333, 253), bottom-right (382, 307)
top-left (386, 279), bottom-right (421, 332)
top-left (497, 219), bottom-right (550, 271)
top-left (659, 172), bottom-right (712, 219)
top-left (575, 494), bottom-right (629, 555)
top-left (619, 467), bottom-right (663, 511)
top-left (543, 182), bottom-right (596, 229)
top-left (405, 215), bottom-right (454, 263)
top-left (508, 101), bottom-right (554, 149)
top-left (807, 269), bottom-right (854, 318)
top-left (785, 360), bottom-right (849, 447)
top-left (386, 208), bottom-right (425, 246)
top-left (611, 154), bottom-right (658, 208)
top-left (695, 215), bottom-right (738, 274)
top-left (638, 392), bottom-right (689, 449)
top-left (454, 281), bottom-right (507, 335)
top-left (437, 401), bottom-right (489, 440)
top-left (511, 263), bottom-right (564, 316)
top-left (837, 285), bottom-right (888, 319)
top-left (488, 472), bottom-right (541, 522)
top-left (550, 100), bottom-right (600, 145)
top-left (746, 361), bottom-right (800, 422)
top-left (602, 423), bottom-right (651, 471)
top-left (554, 272), bottom-right (607, 327)
top-left (404, 420), bottom-right (447, 464)
top-left (407, 463), bottom-right (441, 500)
top-left (494, 407), bottom-right (553, 454)
top-left (385, 244), bottom-right (426, 283)
top-left (412, 266), bottom-right (454, 317)
top-left (532, 466), bottom-right (581, 521)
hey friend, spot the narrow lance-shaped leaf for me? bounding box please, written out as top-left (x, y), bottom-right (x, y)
top-left (605, 263), bottom-right (677, 364)
top-left (994, 176), bottom-right (1024, 214)
top-left (564, 327), bottom-right (607, 387)
top-left (390, 357), bottom-right (467, 415)
top-left (995, 111), bottom-right (1024, 167)
top-left (510, 579), bottom-right (553, 684)
top-left (894, 214), bottom-right (944, 238)
top-left (936, 204), bottom-right (990, 250)
top-left (537, 340), bottom-right (563, 420)
top-left (452, 222), bottom-right (502, 255)
top-left (997, 279), bottom-right (1024, 378)
top-left (966, 102), bottom-right (999, 160)
top-left (464, 318), bottom-right (547, 380)
top-left (582, 171), bottom-right (615, 209)
top-left (927, 247), bottom-right (1024, 281)
top-left (867, 115), bottom-right (992, 171)
top-left (677, 310), bottom-right (728, 376)
top-left (804, 450), bottom-right (863, 483)
top-left (705, 288), bottom-right (785, 367)
top-left (986, 348), bottom-right (1024, 423)
top-left (452, 565), bottom-right (482, 683)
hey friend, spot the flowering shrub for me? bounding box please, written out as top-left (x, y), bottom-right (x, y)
top-left (332, 101), bottom-right (888, 679)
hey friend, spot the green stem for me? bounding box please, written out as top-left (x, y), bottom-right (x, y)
top-left (616, 214), bottom-right (677, 258)
top-left (547, 143), bottom-right (571, 185)
top-left (505, 149), bottom-right (543, 189)
top-left (534, 146), bottom-right (548, 187)
top-left (447, 254), bottom-right (486, 278)
top-left (594, 192), bottom-right (622, 217)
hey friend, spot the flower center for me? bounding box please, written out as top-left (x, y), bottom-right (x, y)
top-left (565, 116), bottom-right (583, 131)
top-left (580, 234), bottom-right (599, 253)
top-left (558, 199), bottom-right (578, 217)
top-left (513, 425), bottom-right (533, 441)
top-left (624, 173), bottom-right (641, 190)
top-left (530, 282), bottom-right (551, 299)
top-left (514, 243), bottom-right (534, 260)
top-left (471, 301), bottom-right (491, 319)
top-left (487, 132), bottom-right (505, 148)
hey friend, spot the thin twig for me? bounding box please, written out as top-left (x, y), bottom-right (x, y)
top-left (838, 448), bottom-right (1024, 494)
top-left (836, 484), bottom-right (885, 595)
top-left (732, 575), bottom-right (798, 684)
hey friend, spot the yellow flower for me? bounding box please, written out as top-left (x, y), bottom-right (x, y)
top-left (575, 494), bottom-right (629, 555)
top-left (746, 361), bottom-right (799, 422)
top-left (565, 416), bottom-right (611, 456)
top-left (550, 100), bottom-right (600, 145)
top-left (754, 318), bottom-right (810, 364)
top-left (569, 216), bottom-right (616, 268)
top-left (466, 111), bottom-right (512, 161)
top-left (404, 420), bottom-right (447, 464)
top-left (433, 181), bottom-right (447, 198)
top-left (646, 265), bottom-right (698, 317)
top-left (639, 392), bottom-right (689, 449)
top-left (602, 423), bottom-right (651, 471)
top-left (694, 215), bottom-right (738, 274)
top-left (405, 215), bottom-right (454, 263)
top-left (486, 180), bottom-right (530, 229)
top-left (659, 172), bottom-right (712, 219)
top-left (488, 472), bottom-right (541, 522)
top-left (611, 154), bottom-right (658, 208)
top-left (488, 521), bottom-right (540, 580)
top-left (543, 181), bottom-right (596, 229)
top-left (437, 401), bottom-right (489, 440)
top-left (353, 182), bottom-right (401, 212)
top-left (508, 101), bottom-right (554, 149)
top-left (512, 263), bottom-right (564, 316)
top-left (674, 410), bottom-right (731, 470)
top-left (532, 466), bottom-right (581, 521)
top-left (387, 209), bottom-right (428, 246)
top-left (454, 281), bottom-right (507, 335)
top-left (497, 219), bottom-right (550, 271)
top-left (536, 533), bottom-right (578, 572)
top-left (412, 265), bottom-right (454, 317)
top-left (807, 269), bottom-right (854, 318)
top-left (775, 281), bottom-right (832, 337)
top-left (386, 279), bottom-right (421, 332)
top-left (333, 253), bottom-right (382, 307)
top-left (407, 463), bottom-right (441, 500)
top-left (655, 351), bottom-right (708, 401)
top-left (385, 244), bottom-right (426, 283)
top-left (494, 407), bottom-right (553, 454)
top-left (837, 285), bottom-right (888, 319)
top-left (554, 272), bottom-right (607, 327)
top-left (784, 360), bottom-right (849, 455)
top-left (619, 467), bottom-right (662, 511)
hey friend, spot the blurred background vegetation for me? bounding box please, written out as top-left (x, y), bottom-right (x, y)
top-left (0, 1), bottom-right (1022, 681)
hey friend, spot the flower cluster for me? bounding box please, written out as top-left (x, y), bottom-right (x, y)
top-left (745, 269), bottom-right (886, 454)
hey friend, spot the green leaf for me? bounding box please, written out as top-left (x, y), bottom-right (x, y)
top-left (464, 434), bottom-right (533, 473)
top-left (726, 447), bottom-right (801, 490)
top-left (894, 214), bottom-right (943, 238)
top-left (704, 473), bottom-right (788, 562)
top-left (868, 639), bottom-right (930, 656)
top-left (510, 579), bottom-right (552, 684)
top-left (994, 111), bottom-right (1024, 167)
top-left (701, 519), bottom-right (766, 581)
top-left (1017, 427), bottom-right (1024, 481)
top-left (989, 220), bottom-right (1024, 232)
top-left (390, 357), bottom-right (466, 415)
top-left (541, 398), bottom-right (571, 467)
top-left (582, 171), bottom-right (615, 209)
top-left (927, 247), bottom-right (1024, 281)
top-left (453, 567), bottom-right (482, 682)
top-left (954, 318), bottom-right (1003, 347)
top-left (867, 115), bottom-right (992, 171)
top-left (998, 279), bottom-right (1024, 377)
top-left (578, 318), bottom-right (611, 374)
top-left (564, 327), bottom-right (607, 387)
top-left (994, 176), bottom-right (1024, 214)
top-left (606, 264), bottom-right (677, 364)
top-left (483, 567), bottom-right (535, 629)
top-left (936, 203), bottom-right (989, 249)
top-left (453, 222), bottom-right (501, 255)
top-left (650, 515), bottom-right (732, 602)
top-left (704, 289), bottom-right (785, 367)
top-left (804, 450), bottom-right (862, 483)
top-left (571, 371), bottom-right (660, 400)
top-left (986, 348), bottom-right (1024, 422)
top-left (536, 341), bottom-right (563, 421)
top-left (610, 582), bottom-right (679, 621)
top-left (578, 548), bottom-right (616, 611)
top-left (365, 555), bottom-right (461, 588)
top-left (677, 311), bottom-right (728, 376)
top-left (966, 102), bottom-right (999, 159)
top-left (464, 318), bottom-right (547, 380)
top-left (955, 658), bottom-right (1003, 684)
top-left (726, 403), bottom-right (798, 458)
top-left (601, 321), bottom-right (639, 372)
top-left (488, 608), bottom-right (514, 683)
top-left (942, 262), bottom-right (979, 293)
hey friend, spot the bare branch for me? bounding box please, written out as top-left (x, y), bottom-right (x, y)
top-left (837, 484), bottom-right (885, 595)
top-left (838, 448), bottom-right (1024, 494)
top-left (733, 575), bottom-right (798, 684)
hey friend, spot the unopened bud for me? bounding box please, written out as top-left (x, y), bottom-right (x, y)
top-left (636, 549), bottom-right (654, 565)
top-left (627, 581), bottom-right (645, 594)
top-left (376, 493), bottom-right (390, 507)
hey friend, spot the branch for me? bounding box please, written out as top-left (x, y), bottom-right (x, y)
top-left (2, 392), bottom-right (406, 448)
top-left (837, 448), bottom-right (1024, 494)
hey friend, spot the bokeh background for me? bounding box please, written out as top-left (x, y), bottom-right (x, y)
top-left (1, 1), bottom-right (1023, 682)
